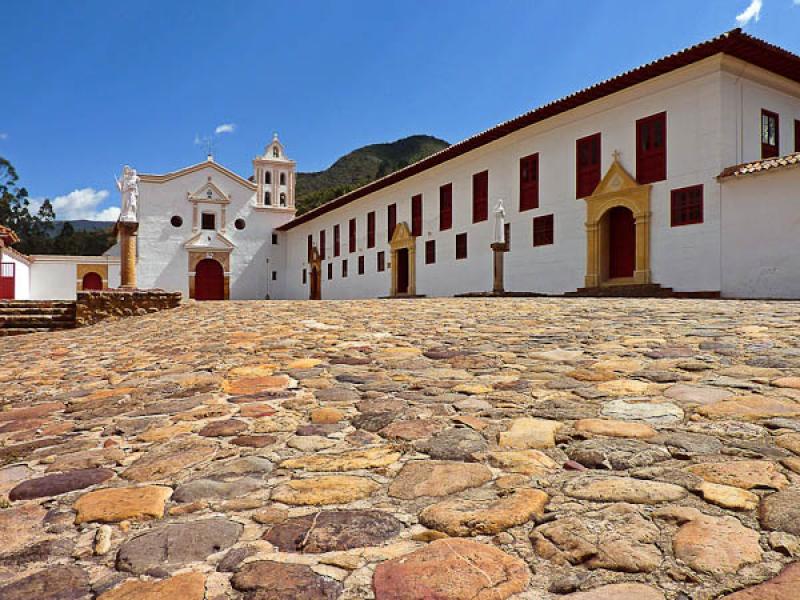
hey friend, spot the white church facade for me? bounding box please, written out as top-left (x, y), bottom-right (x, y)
top-left (3, 29), bottom-right (800, 302)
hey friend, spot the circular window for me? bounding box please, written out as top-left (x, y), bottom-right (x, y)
top-left (234, 218), bottom-right (246, 230)
top-left (170, 215), bottom-right (183, 227)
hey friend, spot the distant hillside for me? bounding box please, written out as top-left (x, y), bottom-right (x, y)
top-left (53, 220), bottom-right (115, 234)
top-left (295, 135), bottom-right (449, 215)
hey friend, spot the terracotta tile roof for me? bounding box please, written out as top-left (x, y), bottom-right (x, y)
top-left (0, 224), bottom-right (20, 246)
top-left (718, 152), bottom-right (800, 179)
top-left (277, 28), bottom-right (800, 231)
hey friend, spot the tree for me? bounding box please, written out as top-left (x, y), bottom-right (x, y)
top-left (0, 156), bottom-right (55, 253)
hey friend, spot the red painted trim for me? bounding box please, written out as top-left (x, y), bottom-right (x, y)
top-left (670, 184), bottom-right (704, 226)
top-left (761, 109), bottom-right (780, 159)
top-left (636, 111), bottom-right (667, 184)
top-left (278, 29), bottom-right (800, 231)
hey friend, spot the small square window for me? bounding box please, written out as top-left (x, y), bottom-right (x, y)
top-left (533, 214), bottom-right (554, 246)
top-left (358, 255), bottom-right (365, 275)
top-left (671, 185), bottom-right (704, 226)
top-left (455, 233), bottom-right (468, 260)
top-left (425, 239), bottom-right (436, 264)
top-left (272, 233), bottom-right (278, 245)
top-left (377, 251), bottom-right (386, 272)
top-left (201, 213), bottom-right (216, 230)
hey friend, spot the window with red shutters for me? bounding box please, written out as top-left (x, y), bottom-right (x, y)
top-left (342, 259), bottom-right (348, 278)
top-left (519, 153), bottom-right (539, 211)
top-left (358, 255), bottom-right (365, 275)
top-left (636, 112), bottom-right (666, 184)
top-left (455, 233), bottom-right (468, 260)
top-left (412, 194), bottom-right (423, 236)
top-left (387, 204), bottom-right (397, 242)
top-left (795, 119), bottom-right (800, 153)
top-left (307, 234), bottom-right (312, 262)
top-left (367, 211), bottom-right (376, 248)
top-left (533, 214), bottom-right (554, 246)
top-left (319, 229), bottom-right (326, 259)
top-left (670, 185), bottom-right (703, 226)
top-left (333, 224), bottom-right (341, 257)
top-left (472, 171), bottom-right (488, 223)
top-left (425, 240), bottom-right (436, 264)
top-left (439, 184), bottom-right (452, 231)
top-left (762, 109), bottom-right (780, 158)
top-left (576, 133), bottom-right (601, 198)
top-left (349, 218), bottom-right (356, 253)
top-left (377, 251), bottom-right (385, 272)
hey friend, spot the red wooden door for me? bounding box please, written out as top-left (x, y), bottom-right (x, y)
top-left (0, 263), bottom-right (14, 299)
top-left (82, 272), bottom-right (103, 290)
top-left (396, 248), bottom-right (409, 294)
top-left (309, 266), bottom-right (321, 300)
top-left (608, 207), bottom-right (635, 279)
top-left (195, 259), bottom-right (224, 301)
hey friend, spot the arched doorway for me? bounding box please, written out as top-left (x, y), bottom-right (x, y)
top-left (309, 265), bottom-right (321, 300)
top-left (395, 248), bottom-right (409, 295)
top-left (81, 271), bottom-right (103, 290)
top-left (606, 206), bottom-right (636, 279)
top-left (195, 258), bottom-right (224, 301)
top-left (390, 222), bottom-right (417, 297)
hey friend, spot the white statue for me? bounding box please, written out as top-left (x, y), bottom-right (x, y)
top-left (493, 198), bottom-right (506, 244)
top-left (116, 165), bottom-right (139, 222)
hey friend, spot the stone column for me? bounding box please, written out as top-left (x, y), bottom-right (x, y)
top-left (491, 242), bottom-right (508, 294)
top-left (119, 221), bottom-right (139, 289)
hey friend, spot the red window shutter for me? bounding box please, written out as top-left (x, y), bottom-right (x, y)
top-left (670, 185), bottom-right (704, 226)
top-left (377, 251), bottom-right (385, 272)
top-left (333, 224), bottom-right (340, 257)
top-left (439, 184), bottom-right (452, 231)
top-left (387, 204), bottom-right (397, 242)
top-left (576, 133), bottom-right (601, 198)
top-left (349, 218), bottom-right (356, 253)
top-left (425, 239), bottom-right (436, 264)
top-left (761, 109), bottom-right (780, 159)
top-left (319, 230), bottom-right (326, 259)
top-left (636, 112), bottom-right (667, 184)
top-left (519, 153), bottom-right (539, 211)
top-left (411, 194), bottom-right (423, 236)
top-left (533, 214), bottom-right (554, 246)
top-left (367, 211), bottom-right (376, 248)
top-left (455, 233), bottom-right (468, 259)
top-left (472, 171), bottom-right (488, 223)
top-left (794, 119), bottom-right (800, 153)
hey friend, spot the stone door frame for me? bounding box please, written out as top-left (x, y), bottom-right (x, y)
top-left (389, 221), bottom-right (416, 297)
top-left (188, 250), bottom-right (230, 300)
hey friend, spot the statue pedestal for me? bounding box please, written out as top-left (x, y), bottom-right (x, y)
top-left (118, 221), bottom-right (139, 289)
top-left (491, 242), bottom-right (509, 294)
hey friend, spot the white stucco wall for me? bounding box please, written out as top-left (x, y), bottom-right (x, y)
top-left (721, 168), bottom-right (800, 298)
top-left (1, 251), bottom-right (31, 300)
top-left (281, 58), bottom-right (742, 299)
top-left (136, 162), bottom-right (295, 300)
top-left (28, 257), bottom-right (120, 300)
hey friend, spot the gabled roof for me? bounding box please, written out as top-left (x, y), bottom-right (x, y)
top-left (278, 29), bottom-right (800, 231)
top-left (0, 224), bottom-right (20, 246)
top-left (140, 158), bottom-right (256, 190)
top-left (718, 152), bottom-right (800, 180)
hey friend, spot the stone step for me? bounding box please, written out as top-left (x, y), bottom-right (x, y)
top-left (0, 307), bottom-right (75, 316)
top-left (0, 317), bottom-right (76, 328)
top-left (0, 328), bottom-right (50, 336)
top-left (565, 284), bottom-right (676, 298)
top-left (0, 301), bottom-right (76, 309)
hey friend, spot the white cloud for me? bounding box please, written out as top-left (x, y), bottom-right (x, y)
top-left (31, 188), bottom-right (120, 221)
top-left (215, 123), bottom-right (236, 135)
top-left (736, 0), bottom-right (763, 25)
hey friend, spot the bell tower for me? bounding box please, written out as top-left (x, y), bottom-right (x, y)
top-left (253, 133), bottom-right (296, 210)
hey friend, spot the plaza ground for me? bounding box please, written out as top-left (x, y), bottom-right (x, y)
top-left (2, 298), bottom-right (800, 599)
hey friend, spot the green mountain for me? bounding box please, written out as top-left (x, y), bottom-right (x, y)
top-left (295, 134), bottom-right (449, 215)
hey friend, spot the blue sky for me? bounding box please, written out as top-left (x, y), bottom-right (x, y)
top-left (1, 0), bottom-right (798, 220)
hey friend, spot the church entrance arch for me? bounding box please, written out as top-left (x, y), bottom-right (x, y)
top-left (195, 258), bottom-right (225, 301)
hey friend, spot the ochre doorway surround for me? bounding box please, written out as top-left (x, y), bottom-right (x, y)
top-left (308, 246), bottom-right (321, 300)
top-left (389, 221), bottom-right (416, 297)
top-left (582, 157), bottom-right (652, 288)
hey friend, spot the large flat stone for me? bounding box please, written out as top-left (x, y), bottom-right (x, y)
top-left (498, 417), bottom-right (562, 449)
top-left (98, 572), bottom-right (206, 600)
top-left (121, 438), bottom-right (216, 482)
top-left (697, 396), bottom-right (800, 420)
top-left (564, 476), bottom-right (687, 504)
top-left (271, 475), bottom-right (380, 505)
top-left (0, 565), bottom-right (89, 600)
top-left (74, 485), bottom-right (173, 523)
top-left (372, 538), bottom-right (529, 600)
top-left (760, 489), bottom-right (800, 534)
top-left (388, 461), bottom-right (492, 499)
top-left (281, 446), bottom-right (401, 471)
top-left (719, 562), bottom-right (800, 599)
top-left (564, 583), bottom-right (665, 600)
top-left (8, 468), bottom-right (114, 501)
top-left (232, 560), bottom-right (343, 600)
top-left (673, 515), bottom-right (762, 575)
top-left (687, 460), bottom-right (788, 490)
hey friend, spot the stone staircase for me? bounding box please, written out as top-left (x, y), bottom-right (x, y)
top-left (0, 301), bottom-right (77, 336)
top-left (564, 284), bottom-right (720, 298)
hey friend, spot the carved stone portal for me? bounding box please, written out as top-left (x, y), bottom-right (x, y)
top-left (390, 222), bottom-right (416, 297)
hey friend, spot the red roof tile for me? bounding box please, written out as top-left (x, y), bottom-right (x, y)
top-left (718, 152), bottom-right (800, 179)
top-left (277, 29), bottom-right (800, 231)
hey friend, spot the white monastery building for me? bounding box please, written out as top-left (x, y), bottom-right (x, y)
top-left (2, 29), bottom-right (799, 302)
